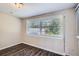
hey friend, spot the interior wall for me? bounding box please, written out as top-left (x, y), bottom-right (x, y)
top-left (23, 16), bottom-right (65, 55)
top-left (63, 8), bottom-right (77, 56)
top-left (0, 8), bottom-right (77, 56)
top-left (22, 8), bottom-right (77, 56)
top-left (0, 13), bottom-right (21, 50)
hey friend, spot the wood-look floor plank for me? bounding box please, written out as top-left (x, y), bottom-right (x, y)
top-left (0, 43), bottom-right (62, 56)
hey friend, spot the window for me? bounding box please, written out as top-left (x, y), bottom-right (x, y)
top-left (26, 15), bottom-right (64, 39)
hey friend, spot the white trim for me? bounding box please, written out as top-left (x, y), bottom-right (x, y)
top-left (22, 42), bottom-right (66, 56)
top-left (27, 34), bottom-right (64, 40)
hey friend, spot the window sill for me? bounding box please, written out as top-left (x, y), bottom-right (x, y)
top-left (26, 34), bottom-right (63, 40)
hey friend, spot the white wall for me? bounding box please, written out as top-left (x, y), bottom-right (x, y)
top-left (0, 13), bottom-right (21, 50)
top-left (63, 9), bottom-right (77, 56)
top-left (22, 8), bottom-right (78, 56)
top-left (0, 8), bottom-right (77, 56)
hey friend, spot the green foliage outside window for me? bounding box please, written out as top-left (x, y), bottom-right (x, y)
top-left (46, 19), bottom-right (60, 35)
top-left (29, 18), bottom-right (60, 35)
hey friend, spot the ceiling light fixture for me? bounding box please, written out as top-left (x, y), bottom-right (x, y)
top-left (14, 3), bottom-right (24, 8)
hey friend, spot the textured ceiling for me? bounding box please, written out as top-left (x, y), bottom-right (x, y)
top-left (0, 3), bottom-right (76, 18)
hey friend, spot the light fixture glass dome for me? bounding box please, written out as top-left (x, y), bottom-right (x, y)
top-left (14, 3), bottom-right (24, 8)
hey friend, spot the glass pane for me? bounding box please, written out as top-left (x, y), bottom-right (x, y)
top-left (41, 17), bottom-right (64, 38)
top-left (27, 20), bottom-right (40, 35)
top-left (26, 15), bottom-right (64, 38)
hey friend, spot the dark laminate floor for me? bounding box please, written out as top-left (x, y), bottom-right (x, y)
top-left (0, 43), bottom-right (62, 56)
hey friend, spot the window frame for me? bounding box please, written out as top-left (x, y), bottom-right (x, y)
top-left (26, 15), bottom-right (65, 39)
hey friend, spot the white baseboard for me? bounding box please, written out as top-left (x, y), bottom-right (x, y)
top-left (22, 42), bottom-right (66, 56)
